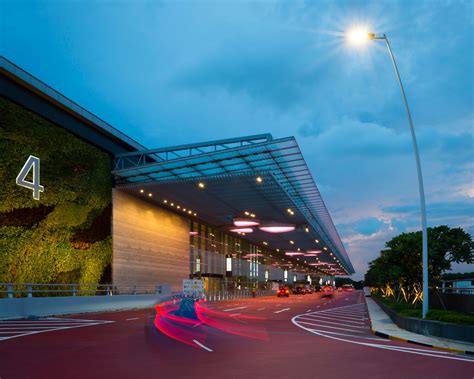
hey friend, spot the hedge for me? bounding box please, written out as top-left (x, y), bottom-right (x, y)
top-left (0, 97), bottom-right (112, 289)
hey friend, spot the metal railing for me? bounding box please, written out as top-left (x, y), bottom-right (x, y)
top-left (202, 289), bottom-right (274, 302)
top-left (439, 287), bottom-right (474, 295)
top-left (0, 283), bottom-right (275, 300)
top-left (0, 283), bottom-right (169, 298)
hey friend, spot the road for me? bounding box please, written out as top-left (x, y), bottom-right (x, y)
top-left (0, 291), bottom-right (473, 379)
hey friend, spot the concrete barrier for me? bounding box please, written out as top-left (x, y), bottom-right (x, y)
top-left (374, 297), bottom-right (474, 343)
top-left (0, 294), bottom-right (167, 320)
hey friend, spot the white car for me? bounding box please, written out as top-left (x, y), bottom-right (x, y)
top-left (363, 286), bottom-right (371, 297)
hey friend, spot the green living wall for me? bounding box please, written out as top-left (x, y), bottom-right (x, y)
top-left (0, 97), bottom-right (112, 286)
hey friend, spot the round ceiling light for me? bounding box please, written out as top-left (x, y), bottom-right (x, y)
top-left (230, 227), bottom-right (254, 233)
top-left (259, 224), bottom-right (295, 233)
top-left (233, 218), bottom-right (260, 227)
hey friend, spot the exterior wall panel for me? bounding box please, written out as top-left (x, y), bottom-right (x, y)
top-left (112, 189), bottom-right (189, 292)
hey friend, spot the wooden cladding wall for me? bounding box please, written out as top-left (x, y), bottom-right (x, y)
top-left (112, 189), bottom-right (189, 291)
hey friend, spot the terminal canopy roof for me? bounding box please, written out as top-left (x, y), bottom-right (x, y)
top-left (112, 134), bottom-right (354, 275)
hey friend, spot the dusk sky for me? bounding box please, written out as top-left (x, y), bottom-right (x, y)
top-left (2, 0), bottom-right (473, 280)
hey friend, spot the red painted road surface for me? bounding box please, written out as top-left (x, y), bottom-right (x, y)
top-left (1, 291), bottom-right (473, 379)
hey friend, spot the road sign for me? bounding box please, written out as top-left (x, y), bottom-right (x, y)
top-left (183, 279), bottom-right (204, 296)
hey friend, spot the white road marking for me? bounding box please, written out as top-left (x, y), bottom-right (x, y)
top-left (257, 308), bottom-right (265, 311)
top-left (297, 320), bottom-right (365, 333)
top-left (274, 308), bottom-right (291, 314)
top-left (291, 304), bottom-right (474, 363)
top-left (0, 317), bottom-right (114, 341)
top-left (297, 317), bottom-right (369, 329)
top-left (305, 328), bottom-right (383, 341)
top-left (223, 306), bottom-right (247, 312)
top-left (301, 314), bottom-right (365, 325)
top-left (306, 309), bottom-right (312, 312)
top-left (229, 313), bottom-right (241, 317)
top-left (126, 318), bottom-right (139, 321)
top-left (193, 339), bottom-right (213, 352)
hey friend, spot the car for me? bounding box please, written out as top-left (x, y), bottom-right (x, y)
top-left (314, 285), bottom-right (322, 292)
top-left (277, 287), bottom-right (290, 297)
top-left (342, 284), bottom-right (354, 292)
top-left (321, 285), bottom-right (335, 297)
top-left (337, 287), bottom-right (343, 292)
top-left (305, 288), bottom-right (313, 294)
top-left (292, 287), bottom-right (306, 295)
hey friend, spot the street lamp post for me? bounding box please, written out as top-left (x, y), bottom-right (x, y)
top-left (349, 31), bottom-right (429, 318)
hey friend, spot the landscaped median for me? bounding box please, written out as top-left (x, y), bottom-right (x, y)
top-left (373, 294), bottom-right (474, 344)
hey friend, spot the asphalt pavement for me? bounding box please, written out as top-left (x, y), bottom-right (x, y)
top-left (0, 290), bottom-right (473, 379)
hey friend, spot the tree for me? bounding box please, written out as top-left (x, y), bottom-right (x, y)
top-left (364, 226), bottom-right (473, 290)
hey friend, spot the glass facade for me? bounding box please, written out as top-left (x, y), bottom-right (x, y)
top-left (189, 220), bottom-right (311, 293)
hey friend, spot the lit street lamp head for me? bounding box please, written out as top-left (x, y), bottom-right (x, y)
top-left (347, 29), bottom-right (383, 45)
top-left (347, 28), bottom-right (370, 45)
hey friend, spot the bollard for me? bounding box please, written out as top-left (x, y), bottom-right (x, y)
top-left (72, 284), bottom-right (77, 297)
top-left (27, 284), bottom-right (33, 298)
top-left (133, 285), bottom-right (137, 295)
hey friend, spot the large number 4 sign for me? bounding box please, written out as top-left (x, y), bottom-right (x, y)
top-left (16, 155), bottom-right (44, 200)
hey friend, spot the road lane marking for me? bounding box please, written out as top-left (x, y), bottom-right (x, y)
top-left (126, 318), bottom-right (139, 321)
top-left (301, 314), bottom-right (365, 325)
top-left (223, 306), bottom-right (247, 312)
top-left (292, 303), bottom-right (474, 363)
top-left (274, 308), bottom-right (291, 314)
top-left (297, 317), bottom-right (369, 329)
top-left (193, 340), bottom-right (213, 352)
top-left (257, 308), bottom-right (265, 311)
top-left (229, 313), bottom-right (241, 317)
top-left (296, 321), bottom-right (365, 333)
top-left (0, 320), bottom-right (114, 342)
top-left (306, 309), bottom-right (312, 312)
top-left (305, 328), bottom-right (383, 340)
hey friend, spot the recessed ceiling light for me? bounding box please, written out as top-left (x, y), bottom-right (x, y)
top-left (198, 182), bottom-right (205, 189)
top-left (256, 176), bottom-right (263, 183)
top-left (148, 193), bottom-right (152, 197)
top-left (140, 189), bottom-right (144, 193)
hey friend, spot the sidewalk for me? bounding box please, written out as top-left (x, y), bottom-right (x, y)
top-left (365, 296), bottom-right (474, 354)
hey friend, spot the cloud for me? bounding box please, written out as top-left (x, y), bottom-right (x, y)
top-left (3, 0), bottom-right (473, 282)
top-left (338, 217), bottom-right (388, 237)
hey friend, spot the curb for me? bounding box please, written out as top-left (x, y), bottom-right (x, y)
top-left (369, 328), bottom-right (474, 356)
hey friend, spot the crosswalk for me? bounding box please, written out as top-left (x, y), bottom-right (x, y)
top-left (0, 317), bottom-right (113, 341)
top-left (292, 303), bottom-right (374, 339)
top-left (292, 302), bottom-right (474, 362)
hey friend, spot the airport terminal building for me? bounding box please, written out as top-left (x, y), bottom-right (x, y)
top-left (0, 56), bottom-right (354, 293)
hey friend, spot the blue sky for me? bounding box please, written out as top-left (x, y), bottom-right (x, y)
top-left (2, 0), bottom-right (473, 279)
